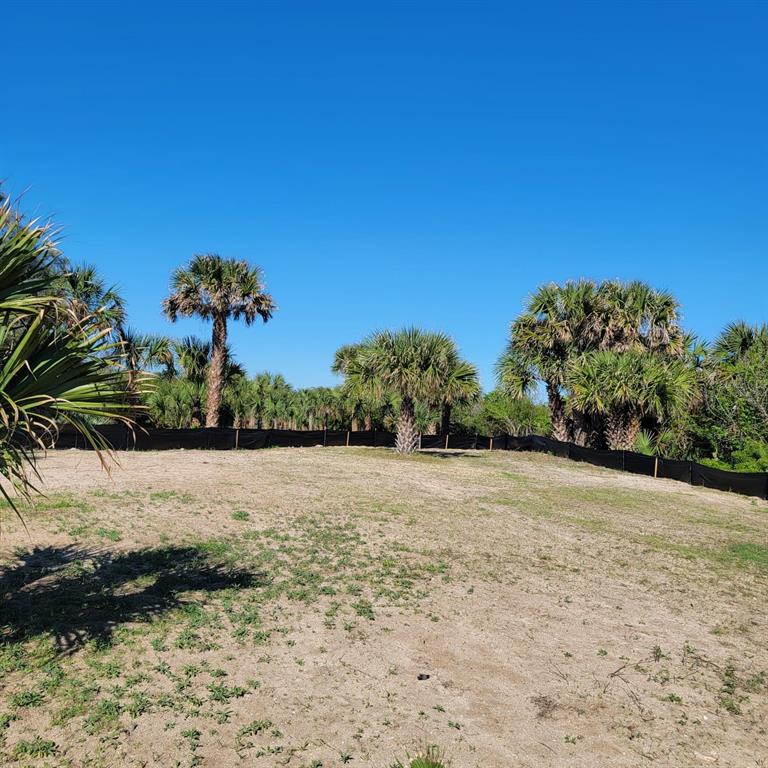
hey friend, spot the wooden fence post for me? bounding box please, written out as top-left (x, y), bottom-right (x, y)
top-left (235, 429), bottom-right (240, 449)
top-left (346, 430), bottom-right (350, 447)
top-left (489, 436), bottom-right (493, 451)
top-left (323, 427), bottom-right (327, 447)
top-left (418, 433), bottom-right (422, 450)
top-left (654, 457), bottom-right (659, 478)
top-left (444, 433), bottom-right (449, 450)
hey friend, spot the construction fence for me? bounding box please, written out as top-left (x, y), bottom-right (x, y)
top-left (53, 426), bottom-right (768, 500)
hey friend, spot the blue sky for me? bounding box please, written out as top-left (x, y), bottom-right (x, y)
top-left (2, 1), bottom-right (766, 390)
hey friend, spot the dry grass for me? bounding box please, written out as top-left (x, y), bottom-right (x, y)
top-left (0, 447), bottom-right (766, 767)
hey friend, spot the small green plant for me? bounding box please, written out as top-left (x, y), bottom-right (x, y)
top-left (232, 510), bottom-right (250, 521)
top-left (235, 718), bottom-right (273, 751)
top-left (12, 736), bottom-right (58, 759)
top-left (391, 745), bottom-right (448, 768)
top-left (9, 689), bottom-right (44, 708)
top-left (96, 527), bottom-right (122, 541)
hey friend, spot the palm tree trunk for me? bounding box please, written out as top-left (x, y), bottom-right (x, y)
top-left (440, 402), bottom-right (451, 435)
top-left (364, 415), bottom-right (372, 431)
top-left (395, 396), bottom-right (418, 454)
top-left (624, 412), bottom-right (642, 452)
top-left (205, 313), bottom-right (227, 428)
top-left (547, 383), bottom-right (569, 442)
top-left (604, 410), bottom-right (626, 451)
top-left (571, 409), bottom-right (589, 446)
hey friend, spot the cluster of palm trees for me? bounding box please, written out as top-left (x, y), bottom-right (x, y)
top-left (4, 185), bottom-right (767, 496)
top-left (496, 280), bottom-right (696, 451)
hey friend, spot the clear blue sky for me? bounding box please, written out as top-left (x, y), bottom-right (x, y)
top-left (2, 1), bottom-right (766, 390)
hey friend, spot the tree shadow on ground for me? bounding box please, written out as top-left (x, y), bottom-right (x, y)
top-left (0, 544), bottom-right (262, 652)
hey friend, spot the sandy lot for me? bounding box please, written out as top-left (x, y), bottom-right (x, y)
top-left (1, 447), bottom-right (766, 767)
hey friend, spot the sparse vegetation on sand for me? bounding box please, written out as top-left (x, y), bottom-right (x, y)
top-left (1, 447), bottom-right (766, 766)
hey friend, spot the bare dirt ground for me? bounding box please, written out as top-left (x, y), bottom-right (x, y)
top-left (1, 447), bottom-right (766, 768)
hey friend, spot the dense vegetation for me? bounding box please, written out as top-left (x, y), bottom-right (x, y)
top-left (1, 189), bottom-right (766, 466)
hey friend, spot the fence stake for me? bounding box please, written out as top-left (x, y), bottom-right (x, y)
top-left (346, 430), bottom-right (350, 447)
top-left (654, 456), bottom-right (659, 478)
top-left (489, 436), bottom-right (493, 451)
top-left (323, 427), bottom-right (327, 447)
top-left (444, 433), bottom-right (449, 450)
top-left (235, 429), bottom-right (240, 449)
top-left (418, 433), bottom-right (422, 450)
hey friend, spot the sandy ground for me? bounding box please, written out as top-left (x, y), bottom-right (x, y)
top-left (1, 447), bottom-right (766, 768)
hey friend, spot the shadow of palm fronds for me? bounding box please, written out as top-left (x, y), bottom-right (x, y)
top-left (0, 544), bottom-right (262, 651)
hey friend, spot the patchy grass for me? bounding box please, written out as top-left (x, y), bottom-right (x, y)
top-left (0, 447), bottom-right (766, 767)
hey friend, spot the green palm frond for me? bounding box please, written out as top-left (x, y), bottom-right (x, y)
top-left (0, 190), bottom-right (135, 513)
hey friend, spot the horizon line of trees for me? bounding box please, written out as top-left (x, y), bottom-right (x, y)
top-left (2, 188), bottom-right (767, 477)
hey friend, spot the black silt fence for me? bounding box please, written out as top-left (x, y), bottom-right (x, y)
top-left (52, 427), bottom-right (768, 500)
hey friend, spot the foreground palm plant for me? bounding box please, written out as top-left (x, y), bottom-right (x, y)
top-left (163, 254), bottom-right (275, 427)
top-left (0, 193), bottom-right (133, 511)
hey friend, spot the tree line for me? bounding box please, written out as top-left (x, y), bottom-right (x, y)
top-left (2, 189), bottom-right (767, 505)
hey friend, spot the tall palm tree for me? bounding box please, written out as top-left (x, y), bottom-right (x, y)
top-left (162, 254), bottom-right (275, 427)
top-left (339, 328), bottom-right (466, 454)
top-left (497, 281), bottom-right (598, 442)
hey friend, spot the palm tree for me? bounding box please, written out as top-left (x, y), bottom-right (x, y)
top-left (0, 193), bottom-right (133, 510)
top-left (332, 343), bottom-right (380, 430)
top-left (436, 356), bottom-right (480, 435)
top-left (54, 262), bottom-right (126, 334)
top-left (498, 280), bottom-right (686, 445)
top-left (118, 327), bottom-right (173, 398)
top-left (712, 321), bottom-right (768, 366)
top-left (339, 328), bottom-right (467, 454)
top-left (595, 280), bottom-right (684, 355)
top-left (497, 281), bottom-right (597, 442)
top-left (162, 254), bottom-right (275, 427)
top-left (173, 336), bottom-right (211, 383)
top-left (568, 350), bottom-right (695, 450)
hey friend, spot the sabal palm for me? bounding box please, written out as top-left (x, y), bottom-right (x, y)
top-left (569, 350), bottom-right (694, 450)
top-left (118, 327), bottom-right (172, 398)
top-left (343, 328), bottom-right (464, 454)
top-left (498, 280), bottom-right (598, 441)
top-left (173, 336), bottom-right (211, 383)
top-left (333, 343), bottom-right (381, 430)
top-left (595, 280), bottom-right (684, 354)
top-left (436, 356), bottom-right (480, 435)
top-left (163, 254), bottom-right (275, 427)
top-left (55, 262), bottom-right (126, 334)
top-left (712, 321), bottom-right (768, 366)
